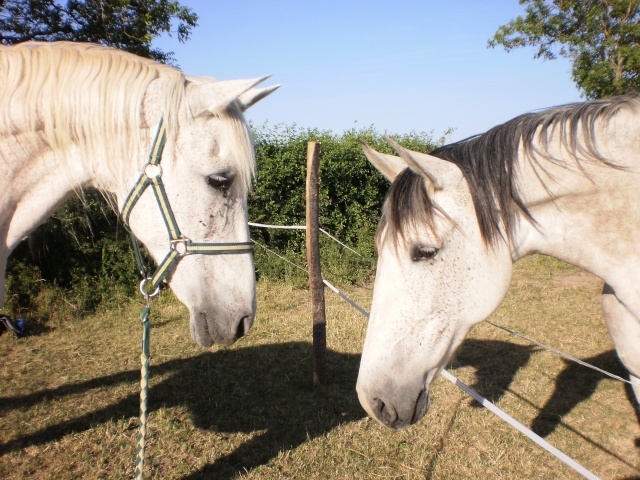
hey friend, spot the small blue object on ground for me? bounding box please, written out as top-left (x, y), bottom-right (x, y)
top-left (0, 315), bottom-right (27, 337)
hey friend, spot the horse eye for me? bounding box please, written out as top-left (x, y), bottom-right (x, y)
top-left (412, 246), bottom-right (439, 262)
top-left (206, 174), bottom-right (230, 191)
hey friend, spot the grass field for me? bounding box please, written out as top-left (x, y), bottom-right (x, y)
top-left (1, 255), bottom-right (639, 479)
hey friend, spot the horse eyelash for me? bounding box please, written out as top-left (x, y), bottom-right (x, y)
top-left (206, 174), bottom-right (231, 190)
top-left (411, 246), bottom-right (439, 262)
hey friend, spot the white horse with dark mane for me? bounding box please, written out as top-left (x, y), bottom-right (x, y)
top-left (0, 41), bottom-right (278, 347)
top-left (357, 96), bottom-right (640, 429)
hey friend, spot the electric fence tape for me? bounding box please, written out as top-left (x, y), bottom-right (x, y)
top-left (249, 222), bottom-right (605, 479)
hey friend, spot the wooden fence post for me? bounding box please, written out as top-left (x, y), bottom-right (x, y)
top-left (306, 141), bottom-right (327, 386)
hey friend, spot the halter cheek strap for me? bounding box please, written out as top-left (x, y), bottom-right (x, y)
top-left (124, 117), bottom-right (256, 480)
top-left (120, 117), bottom-right (254, 292)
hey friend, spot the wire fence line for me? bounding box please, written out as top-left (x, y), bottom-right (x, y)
top-left (248, 221), bottom-right (625, 479)
top-left (250, 221), bottom-right (634, 389)
top-left (253, 240), bottom-right (371, 318)
top-left (249, 222), bottom-right (375, 263)
top-left (486, 321), bottom-right (640, 387)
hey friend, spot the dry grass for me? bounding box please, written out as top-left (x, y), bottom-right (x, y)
top-left (0, 255), bottom-right (639, 479)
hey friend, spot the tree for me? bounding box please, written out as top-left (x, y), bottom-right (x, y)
top-left (0, 0), bottom-right (198, 64)
top-left (488, 0), bottom-right (640, 99)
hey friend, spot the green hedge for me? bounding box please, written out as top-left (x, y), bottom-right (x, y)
top-left (249, 124), bottom-right (442, 285)
top-left (3, 125), bottom-right (443, 319)
top-left (4, 189), bottom-right (139, 322)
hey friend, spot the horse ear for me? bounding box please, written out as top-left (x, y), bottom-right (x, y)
top-left (237, 83), bottom-right (280, 111)
top-left (360, 141), bottom-right (406, 182)
top-left (186, 75), bottom-right (275, 116)
top-left (385, 137), bottom-right (463, 192)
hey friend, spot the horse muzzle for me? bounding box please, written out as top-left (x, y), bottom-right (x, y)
top-left (356, 383), bottom-right (430, 430)
top-left (190, 309), bottom-right (255, 347)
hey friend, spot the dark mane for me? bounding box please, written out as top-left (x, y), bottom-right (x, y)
top-left (380, 95), bottom-right (638, 248)
top-left (377, 168), bottom-right (439, 248)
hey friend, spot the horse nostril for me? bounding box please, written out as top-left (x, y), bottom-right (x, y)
top-left (411, 389), bottom-right (430, 424)
top-left (372, 397), bottom-right (398, 427)
top-left (235, 315), bottom-right (253, 339)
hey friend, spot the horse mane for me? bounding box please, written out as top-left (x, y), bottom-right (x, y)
top-left (379, 95), bottom-right (639, 248)
top-left (0, 41), bottom-right (255, 193)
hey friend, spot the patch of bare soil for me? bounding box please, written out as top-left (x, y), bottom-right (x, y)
top-left (552, 271), bottom-right (603, 293)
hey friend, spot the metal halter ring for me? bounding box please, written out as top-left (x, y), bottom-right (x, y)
top-left (139, 278), bottom-right (161, 298)
top-left (144, 163), bottom-right (163, 179)
top-left (170, 237), bottom-right (189, 255)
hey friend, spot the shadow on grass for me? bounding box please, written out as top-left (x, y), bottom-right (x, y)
top-left (0, 341), bottom-right (365, 478)
top-left (451, 339), bottom-right (638, 441)
top-left (2, 338), bottom-right (637, 477)
top-left (449, 339), bottom-right (538, 406)
top-left (530, 350), bottom-right (637, 437)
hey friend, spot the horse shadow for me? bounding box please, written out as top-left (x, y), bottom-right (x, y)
top-left (450, 339), bottom-right (638, 439)
top-left (2, 337), bottom-right (637, 477)
top-left (448, 338), bottom-right (538, 405)
top-left (529, 350), bottom-right (639, 437)
top-left (0, 341), bottom-right (365, 479)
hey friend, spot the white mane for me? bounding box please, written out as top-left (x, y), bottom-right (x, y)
top-left (0, 41), bottom-right (255, 193)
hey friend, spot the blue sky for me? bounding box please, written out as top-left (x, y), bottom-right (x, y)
top-left (154, 1), bottom-right (581, 143)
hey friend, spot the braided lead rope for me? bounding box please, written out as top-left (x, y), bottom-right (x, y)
top-left (135, 306), bottom-right (151, 480)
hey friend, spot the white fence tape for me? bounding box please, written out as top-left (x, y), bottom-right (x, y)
top-left (249, 221), bottom-right (603, 479)
top-left (248, 222), bottom-right (305, 231)
top-left (440, 370), bottom-right (600, 480)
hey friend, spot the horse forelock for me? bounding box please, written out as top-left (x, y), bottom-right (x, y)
top-left (377, 168), bottom-right (440, 250)
top-left (0, 42), bottom-right (255, 194)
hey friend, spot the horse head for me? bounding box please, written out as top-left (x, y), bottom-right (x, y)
top-left (121, 76), bottom-right (279, 348)
top-left (356, 140), bottom-right (513, 429)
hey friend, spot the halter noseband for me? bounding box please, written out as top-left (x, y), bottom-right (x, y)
top-left (120, 117), bottom-right (254, 293)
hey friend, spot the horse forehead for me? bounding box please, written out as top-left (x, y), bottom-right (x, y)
top-left (177, 118), bottom-right (234, 156)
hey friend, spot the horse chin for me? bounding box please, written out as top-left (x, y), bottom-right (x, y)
top-left (189, 308), bottom-right (255, 348)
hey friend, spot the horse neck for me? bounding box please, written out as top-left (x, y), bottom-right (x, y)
top-left (0, 135), bottom-right (92, 252)
top-left (2, 78), bottom-right (166, 248)
top-left (509, 147), bottom-right (639, 284)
